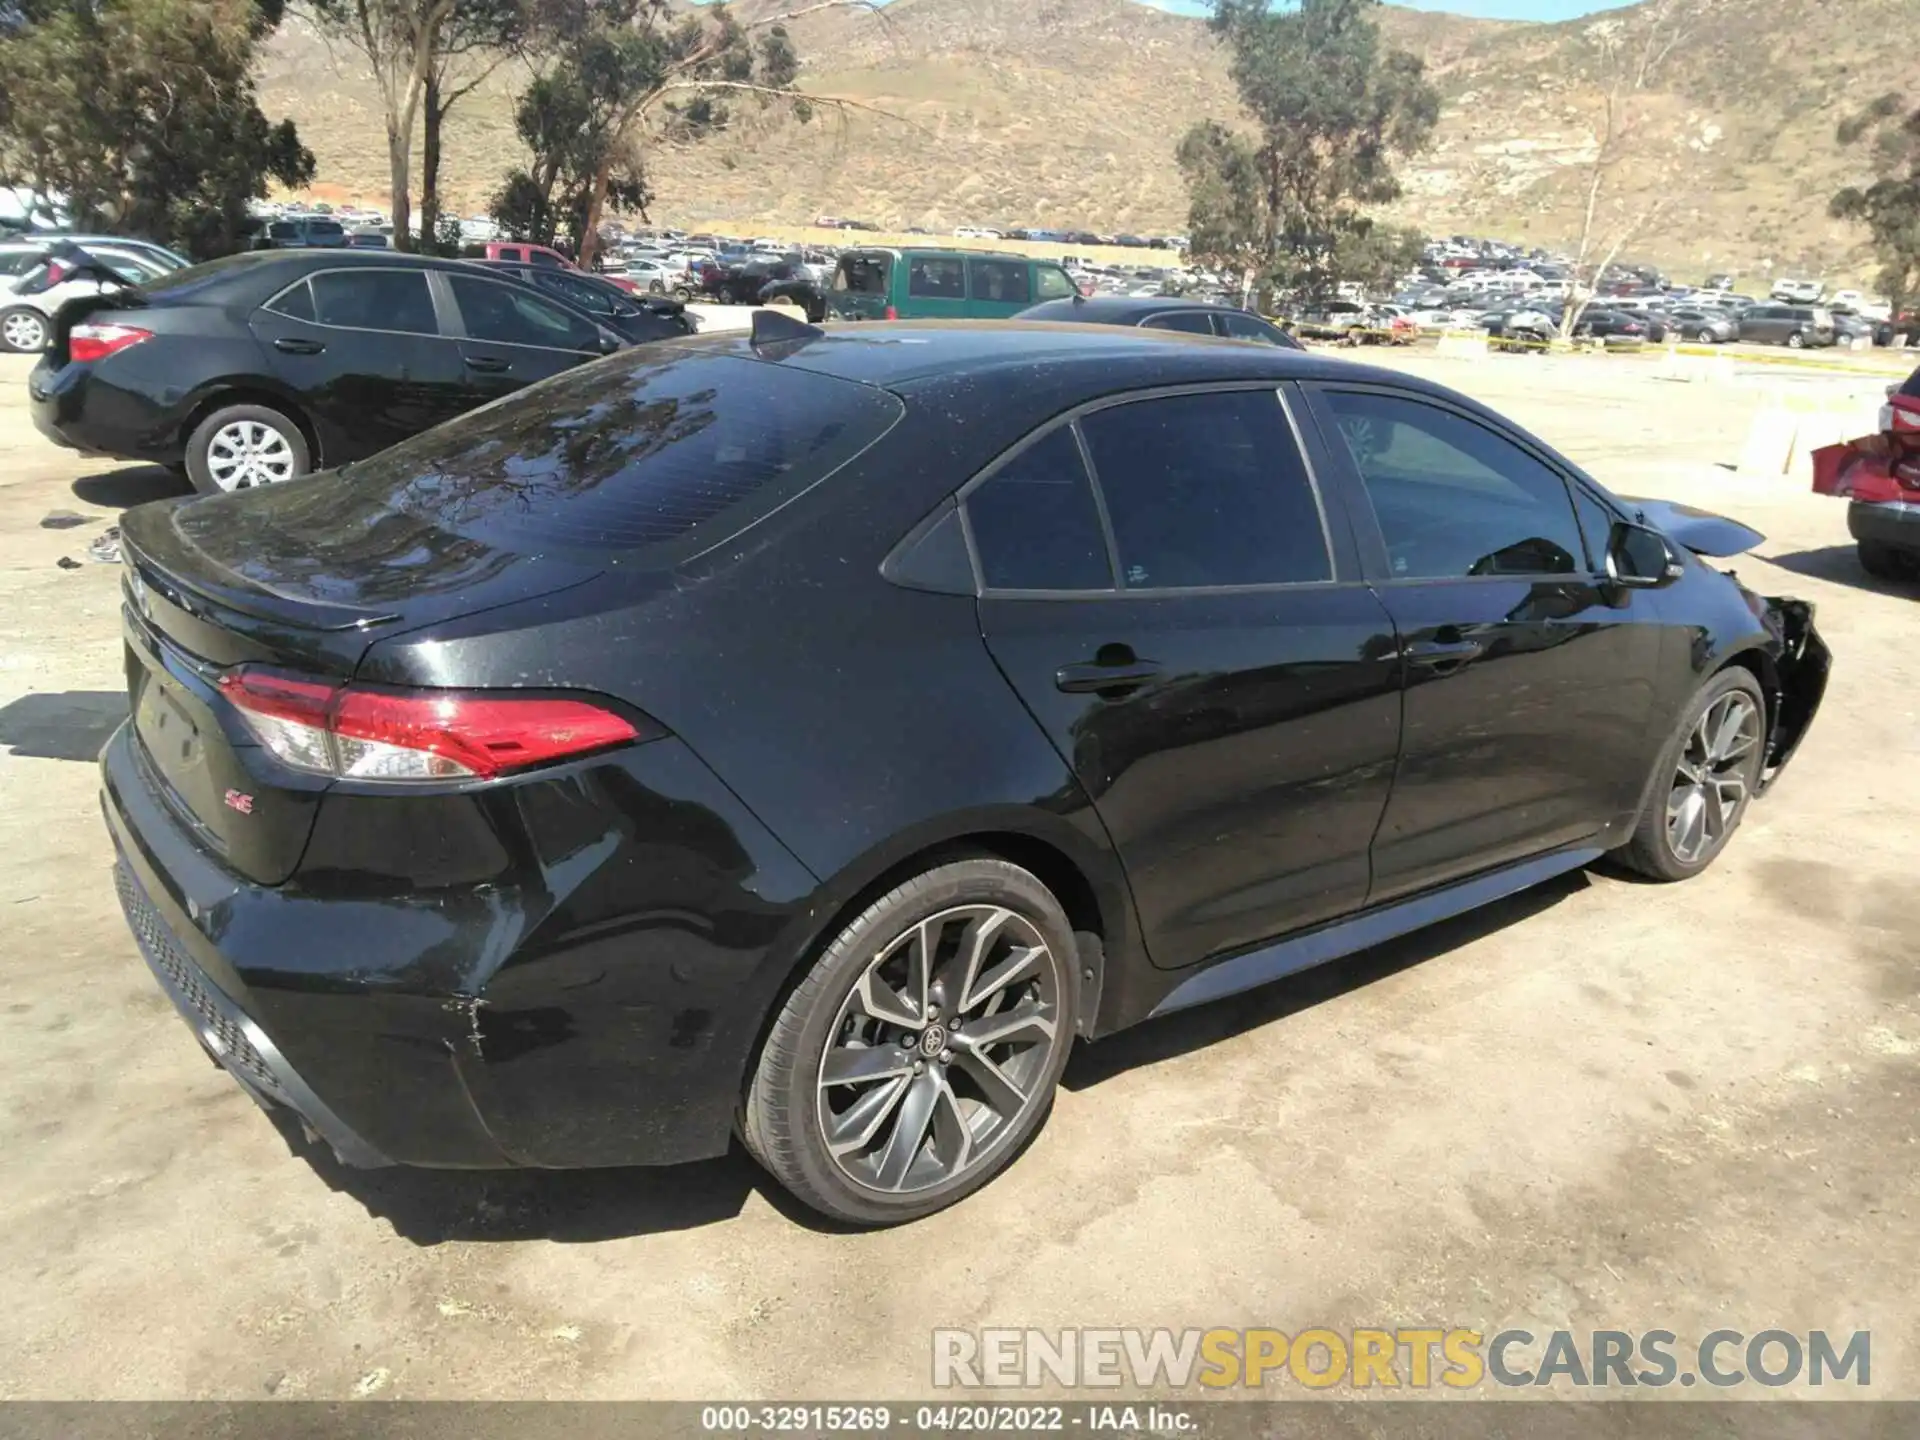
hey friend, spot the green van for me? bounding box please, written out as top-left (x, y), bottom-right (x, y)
top-left (827, 248), bottom-right (1080, 321)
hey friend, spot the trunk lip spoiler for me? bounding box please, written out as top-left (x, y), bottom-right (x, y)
top-left (128, 511), bottom-right (401, 634)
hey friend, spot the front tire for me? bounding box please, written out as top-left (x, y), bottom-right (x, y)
top-left (0, 306), bottom-right (48, 352)
top-left (1787, 331), bottom-right (1806, 349)
top-left (1614, 669), bottom-right (1767, 882)
top-left (741, 858), bottom-right (1079, 1226)
top-left (184, 403), bottom-right (310, 494)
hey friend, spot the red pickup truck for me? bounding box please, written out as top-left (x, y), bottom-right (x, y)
top-left (477, 241), bottom-right (639, 294)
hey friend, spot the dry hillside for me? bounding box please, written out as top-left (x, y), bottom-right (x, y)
top-left (259, 0), bottom-right (1920, 281)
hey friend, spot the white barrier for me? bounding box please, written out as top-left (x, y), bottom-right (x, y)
top-left (1735, 387), bottom-right (1890, 480)
top-left (1435, 330), bottom-right (1489, 360)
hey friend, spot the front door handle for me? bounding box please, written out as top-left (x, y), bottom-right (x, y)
top-left (464, 355), bottom-right (509, 373)
top-left (273, 337), bottom-right (324, 355)
top-left (1055, 659), bottom-right (1162, 695)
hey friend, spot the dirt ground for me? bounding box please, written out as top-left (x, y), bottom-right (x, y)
top-left (0, 344), bottom-right (1915, 1403)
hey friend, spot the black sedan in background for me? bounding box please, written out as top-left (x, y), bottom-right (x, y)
top-left (1014, 293), bottom-right (1301, 346)
top-left (103, 315), bottom-right (1827, 1226)
top-left (472, 258), bottom-right (698, 344)
top-left (29, 250), bottom-right (627, 492)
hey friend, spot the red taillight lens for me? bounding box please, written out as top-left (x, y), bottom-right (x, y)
top-left (1891, 393), bottom-right (1920, 433)
top-left (69, 322), bottom-right (153, 363)
top-left (883, 304), bottom-right (898, 320)
top-left (217, 667), bottom-right (645, 782)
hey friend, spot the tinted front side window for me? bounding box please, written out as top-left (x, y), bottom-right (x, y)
top-left (1569, 483), bottom-right (1618, 573)
top-left (538, 270), bottom-right (616, 316)
top-left (968, 258), bottom-right (1031, 305)
top-left (449, 274), bottom-right (601, 351)
top-left (908, 256), bottom-right (965, 299)
top-left (310, 269), bottom-right (439, 334)
top-left (1034, 267), bottom-right (1075, 301)
top-left (1322, 391), bottom-right (1584, 580)
top-left (1079, 391), bottom-right (1330, 589)
top-left (966, 427), bottom-right (1111, 591)
top-left (1217, 310), bottom-right (1294, 347)
top-left (327, 351), bottom-right (904, 559)
top-left (531, 250), bottom-right (564, 268)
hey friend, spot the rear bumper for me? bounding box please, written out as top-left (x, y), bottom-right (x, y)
top-left (100, 719), bottom-right (821, 1172)
top-left (29, 359), bottom-right (181, 462)
top-left (113, 857), bottom-right (394, 1167)
top-left (1848, 499), bottom-right (1920, 555)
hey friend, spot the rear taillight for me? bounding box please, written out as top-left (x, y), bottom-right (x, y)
top-left (68, 323), bottom-right (153, 363)
top-left (1891, 393), bottom-right (1920, 433)
top-left (217, 666), bottom-right (647, 782)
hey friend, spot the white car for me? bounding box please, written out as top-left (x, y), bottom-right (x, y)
top-left (0, 242), bottom-right (179, 352)
top-left (1771, 278), bottom-right (1824, 303)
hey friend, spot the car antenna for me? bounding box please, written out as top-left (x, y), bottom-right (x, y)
top-left (750, 308), bottom-right (825, 349)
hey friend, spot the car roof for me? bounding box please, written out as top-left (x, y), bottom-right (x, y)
top-left (1015, 296), bottom-right (1250, 323)
top-left (659, 318), bottom-right (1395, 393)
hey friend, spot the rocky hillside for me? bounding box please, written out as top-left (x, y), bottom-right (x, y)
top-left (259, 0), bottom-right (1920, 280)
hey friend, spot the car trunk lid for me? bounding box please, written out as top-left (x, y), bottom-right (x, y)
top-left (117, 492), bottom-right (602, 885)
top-left (828, 251), bottom-right (893, 320)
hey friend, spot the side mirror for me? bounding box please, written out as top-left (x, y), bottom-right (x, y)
top-left (596, 330), bottom-right (622, 355)
top-left (1605, 520), bottom-right (1684, 588)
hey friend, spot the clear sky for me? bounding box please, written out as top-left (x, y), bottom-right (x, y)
top-left (1139, 0), bottom-right (1639, 18)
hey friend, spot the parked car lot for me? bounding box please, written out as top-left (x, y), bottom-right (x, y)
top-left (29, 250), bottom-right (630, 491)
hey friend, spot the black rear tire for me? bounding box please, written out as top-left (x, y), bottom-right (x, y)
top-left (1858, 540), bottom-right (1911, 580)
top-left (741, 858), bottom-right (1079, 1226)
top-left (1613, 668), bottom-right (1767, 882)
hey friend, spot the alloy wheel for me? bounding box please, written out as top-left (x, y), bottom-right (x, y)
top-left (3, 311), bottom-right (46, 351)
top-left (816, 904), bottom-right (1064, 1196)
top-left (1666, 691), bottom-right (1760, 865)
top-left (205, 420), bottom-right (296, 491)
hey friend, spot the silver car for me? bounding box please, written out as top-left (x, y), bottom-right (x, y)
top-left (0, 240), bottom-right (183, 352)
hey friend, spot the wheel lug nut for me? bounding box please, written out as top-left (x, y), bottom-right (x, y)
top-left (913, 1060), bottom-right (925, 1074)
top-left (926, 1006), bottom-right (939, 1020)
top-left (939, 1049), bottom-right (952, 1064)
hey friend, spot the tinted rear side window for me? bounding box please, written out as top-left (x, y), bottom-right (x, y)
top-left (966, 427), bottom-right (1111, 591)
top-left (337, 351), bottom-right (905, 561)
top-left (1142, 311), bottom-right (1214, 335)
top-left (1080, 391), bottom-right (1331, 589)
top-left (908, 257), bottom-right (965, 299)
top-left (311, 269), bottom-right (438, 334)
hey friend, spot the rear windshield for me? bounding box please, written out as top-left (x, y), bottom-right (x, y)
top-left (333, 348), bottom-right (905, 561)
top-left (307, 220), bottom-right (345, 239)
top-left (135, 252), bottom-right (272, 302)
top-left (834, 255), bottom-right (891, 294)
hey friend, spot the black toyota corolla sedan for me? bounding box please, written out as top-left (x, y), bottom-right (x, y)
top-left (102, 315), bottom-right (1829, 1225)
top-left (30, 249), bottom-right (629, 493)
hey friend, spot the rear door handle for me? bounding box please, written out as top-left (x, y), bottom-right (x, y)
top-left (1403, 638), bottom-right (1485, 667)
top-left (1055, 659), bottom-right (1162, 695)
top-left (272, 337), bottom-right (324, 355)
top-left (464, 355), bottom-right (509, 373)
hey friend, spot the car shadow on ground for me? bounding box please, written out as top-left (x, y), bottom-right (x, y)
top-left (287, 1122), bottom-right (823, 1244)
top-left (1766, 545), bottom-right (1920, 598)
top-left (0, 689), bottom-right (125, 761)
top-left (1063, 870), bottom-right (1589, 1090)
top-left (70, 464), bottom-right (191, 509)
